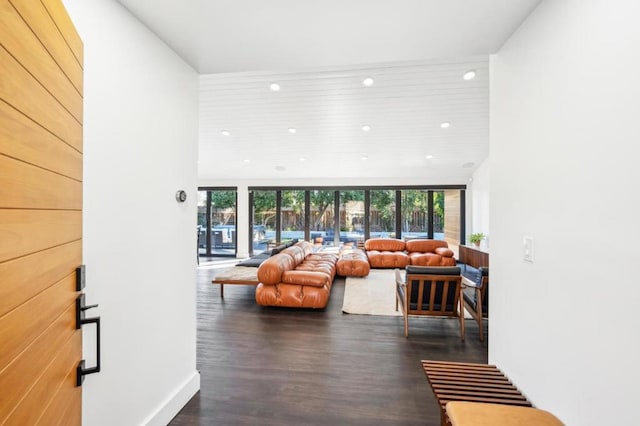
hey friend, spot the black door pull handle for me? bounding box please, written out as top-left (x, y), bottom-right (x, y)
top-left (76, 294), bottom-right (101, 386)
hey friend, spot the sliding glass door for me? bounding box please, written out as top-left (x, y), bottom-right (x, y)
top-left (198, 188), bottom-right (237, 257)
top-left (252, 190), bottom-right (276, 254)
top-left (246, 186), bottom-right (466, 255)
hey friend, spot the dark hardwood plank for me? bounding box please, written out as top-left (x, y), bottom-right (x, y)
top-left (170, 260), bottom-right (488, 426)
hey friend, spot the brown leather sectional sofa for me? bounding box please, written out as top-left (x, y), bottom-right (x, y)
top-left (364, 238), bottom-right (456, 268)
top-left (255, 238), bottom-right (456, 309)
top-left (256, 241), bottom-right (339, 308)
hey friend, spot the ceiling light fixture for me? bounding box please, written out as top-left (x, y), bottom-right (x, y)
top-left (361, 155), bottom-right (369, 161)
top-left (362, 77), bottom-right (374, 87)
top-left (463, 70), bottom-right (476, 80)
top-left (221, 130), bottom-right (230, 136)
top-left (362, 125), bottom-right (371, 132)
top-left (440, 122), bottom-right (451, 129)
top-left (270, 83), bottom-right (281, 91)
top-left (426, 155), bottom-right (434, 159)
top-left (288, 127), bottom-right (297, 134)
top-left (243, 159), bottom-right (250, 163)
top-left (299, 157), bottom-right (306, 162)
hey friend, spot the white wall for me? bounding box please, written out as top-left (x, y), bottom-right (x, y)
top-left (490, 0), bottom-right (640, 424)
top-left (469, 158), bottom-right (490, 246)
top-left (63, 1), bottom-right (200, 424)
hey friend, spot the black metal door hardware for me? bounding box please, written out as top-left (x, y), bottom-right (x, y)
top-left (75, 265), bottom-right (101, 386)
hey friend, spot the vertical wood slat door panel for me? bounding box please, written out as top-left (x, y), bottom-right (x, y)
top-left (0, 101), bottom-right (82, 181)
top-left (0, 210), bottom-right (81, 263)
top-left (0, 0), bottom-right (82, 423)
top-left (8, 0), bottom-right (83, 95)
top-left (0, 154), bottom-right (82, 209)
top-left (0, 45), bottom-right (82, 152)
top-left (0, 303), bottom-right (75, 421)
top-left (0, 240), bottom-right (81, 317)
top-left (0, 0), bottom-right (83, 123)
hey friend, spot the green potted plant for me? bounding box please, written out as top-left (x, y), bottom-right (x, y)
top-left (469, 232), bottom-right (485, 247)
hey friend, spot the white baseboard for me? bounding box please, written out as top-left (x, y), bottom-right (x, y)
top-left (143, 370), bottom-right (200, 426)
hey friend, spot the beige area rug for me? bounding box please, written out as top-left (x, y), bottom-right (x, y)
top-left (342, 269), bottom-right (471, 318)
top-left (342, 269), bottom-right (402, 316)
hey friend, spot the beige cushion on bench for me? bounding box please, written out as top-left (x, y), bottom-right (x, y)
top-left (446, 402), bottom-right (563, 426)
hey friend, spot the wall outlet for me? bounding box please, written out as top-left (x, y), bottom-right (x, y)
top-left (523, 236), bottom-right (533, 262)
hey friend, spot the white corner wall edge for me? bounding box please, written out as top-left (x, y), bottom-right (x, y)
top-left (143, 372), bottom-right (201, 426)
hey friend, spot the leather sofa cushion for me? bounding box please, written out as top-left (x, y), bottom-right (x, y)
top-left (282, 270), bottom-right (330, 287)
top-left (409, 252), bottom-right (456, 266)
top-left (257, 254), bottom-right (295, 285)
top-left (405, 239), bottom-right (449, 253)
top-left (367, 250), bottom-right (409, 268)
top-left (336, 250), bottom-right (370, 277)
top-left (255, 282), bottom-right (330, 308)
top-left (434, 246), bottom-right (454, 257)
top-left (281, 245), bottom-right (306, 264)
top-left (364, 238), bottom-right (406, 252)
top-left (409, 252), bottom-right (444, 266)
top-left (295, 240), bottom-right (314, 256)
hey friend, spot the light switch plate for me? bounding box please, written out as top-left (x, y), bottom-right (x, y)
top-left (523, 236), bottom-right (533, 262)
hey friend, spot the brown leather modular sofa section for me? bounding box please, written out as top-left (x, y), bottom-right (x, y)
top-left (255, 241), bottom-right (339, 308)
top-left (364, 238), bottom-right (456, 268)
top-left (335, 249), bottom-right (370, 277)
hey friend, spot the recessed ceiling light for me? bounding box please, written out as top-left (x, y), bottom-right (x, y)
top-left (362, 77), bottom-right (374, 87)
top-left (463, 70), bottom-right (476, 80)
top-left (361, 155), bottom-right (369, 161)
top-left (221, 130), bottom-right (230, 136)
top-left (362, 125), bottom-right (371, 132)
top-left (299, 157), bottom-right (306, 162)
top-left (270, 83), bottom-right (281, 91)
top-left (288, 127), bottom-right (297, 134)
top-left (440, 122), bottom-right (451, 129)
top-left (243, 159), bottom-right (250, 163)
top-left (426, 155), bottom-right (434, 159)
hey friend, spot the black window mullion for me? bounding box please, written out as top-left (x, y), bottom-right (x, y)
top-left (427, 190), bottom-right (434, 239)
top-left (304, 191), bottom-right (310, 242)
top-left (460, 189), bottom-right (466, 245)
top-left (364, 190), bottom-right (370, 241)
top-left (276, 191), bottom-right (282, 243)
top-left (206, 191), bottom-right (212, 256)
top-left (395, 190), bottom-right (402, 239)
top-left (334, 190), bottom-right (340, 245)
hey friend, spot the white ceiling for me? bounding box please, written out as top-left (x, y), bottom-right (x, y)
top-left (116, 0), bottom-right (541, 182)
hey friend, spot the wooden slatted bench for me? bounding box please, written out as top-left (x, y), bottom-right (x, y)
top-left (422, 360), bottom-right (532, 426)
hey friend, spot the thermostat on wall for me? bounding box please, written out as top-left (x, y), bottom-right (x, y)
top-left (175, 190), bottom-right (187, 203)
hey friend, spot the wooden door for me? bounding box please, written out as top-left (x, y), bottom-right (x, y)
top-left (0, 0), bottom-right (83, 424)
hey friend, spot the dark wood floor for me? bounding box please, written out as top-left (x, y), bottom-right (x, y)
top-left (170, 260), bottom-right (488, 426)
